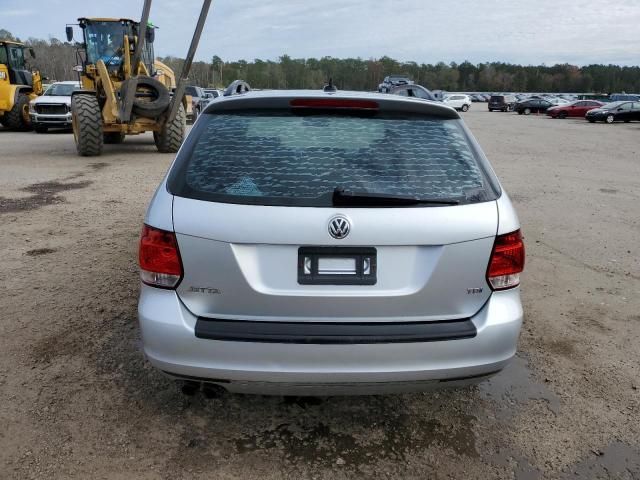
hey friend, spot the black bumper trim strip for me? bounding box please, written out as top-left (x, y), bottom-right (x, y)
top-left (194, 318), bottom-right (477, 344)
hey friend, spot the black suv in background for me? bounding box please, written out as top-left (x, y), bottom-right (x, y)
top-left (488, 94), bottom-right (517, 112)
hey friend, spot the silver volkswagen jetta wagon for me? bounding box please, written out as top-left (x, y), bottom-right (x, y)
top-left (138, 89), bottom-right (525, 395)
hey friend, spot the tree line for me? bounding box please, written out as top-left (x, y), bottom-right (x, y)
top-left (2, 28), bottom-right (639, 93)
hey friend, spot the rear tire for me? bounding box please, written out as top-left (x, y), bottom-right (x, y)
top-left (558, 111), bottom-right (568, 119)
top-left (72, 95), bottom-right (103, 157)
top-left (3, 93), bottom-right (32, 131)
top-left (461, 104), bottom-right (469, 112)
top-left (154, 103), bottom-right (185, 153)
top-left (524, 108), bottom-right (531, 115)
top-left (103, 132), bottom-right (125, 144)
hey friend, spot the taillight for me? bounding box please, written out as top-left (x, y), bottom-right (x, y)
top-left (487, 229), bottom-right (525, 290)
top-left (139, 224), bottom-right (183, 289)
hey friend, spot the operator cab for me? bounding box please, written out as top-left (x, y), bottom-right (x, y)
top-left (74, 18), bottom-right (156, 75)
top-left (0, 41), bottom-right (35, 86)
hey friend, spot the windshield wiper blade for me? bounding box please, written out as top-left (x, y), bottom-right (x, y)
top-left (332, 188), bottom-right (460, 206)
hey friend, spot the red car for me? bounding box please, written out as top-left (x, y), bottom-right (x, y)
top-left (547, 100), bottom-right (604, 119)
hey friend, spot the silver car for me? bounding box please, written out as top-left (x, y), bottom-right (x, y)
top-left (138, 89), bottom-right (525, 396)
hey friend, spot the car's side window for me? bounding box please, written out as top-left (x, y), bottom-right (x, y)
top-left (395, 89), bottom-right (409, 97)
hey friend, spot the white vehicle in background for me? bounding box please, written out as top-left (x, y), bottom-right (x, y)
top-left (28, 81), bottom-right (81, 133)
top-left (443, 94), bottom-right (471, 112)
top-left (545, 97), bottom-right (570, 106)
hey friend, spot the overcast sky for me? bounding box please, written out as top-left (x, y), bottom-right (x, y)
top-left (3, 0), bottom-right (640, 65)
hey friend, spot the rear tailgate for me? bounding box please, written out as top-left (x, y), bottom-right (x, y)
top-left (173, 200), bottom-right (497, 321)
top-left (168, 92), bottom-right (500, 322)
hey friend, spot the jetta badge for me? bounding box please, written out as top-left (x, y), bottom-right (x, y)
top-left (328, 215), bottom-right (351, 239)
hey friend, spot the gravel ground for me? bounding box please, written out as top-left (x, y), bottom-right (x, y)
top-left (1, 109), bottom-right (639, 479)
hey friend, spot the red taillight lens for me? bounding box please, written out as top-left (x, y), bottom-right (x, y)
top-left (139, 224), bottom-right (183, 289)
top-left (290, 99), bottom-right (379, 110)
top-left (487, 229), bottom-right (525, 290)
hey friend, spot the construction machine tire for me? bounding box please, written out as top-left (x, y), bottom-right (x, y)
top-left (3, 93), bottom-right (32, 131)
top-left (104, 132), bottom-right (125, 144)
top-left (154, 103), bottom-right (185, 153)
top-left (121, 76), bottom-right (171, 119)
top-left (72, 95), bottom-right (103, 157)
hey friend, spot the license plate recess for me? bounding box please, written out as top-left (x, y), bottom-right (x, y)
top-left (297, 247), bottom-right (377, 285)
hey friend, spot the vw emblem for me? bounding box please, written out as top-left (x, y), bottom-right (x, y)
top-left (328, 215), bottom-right (351, 239)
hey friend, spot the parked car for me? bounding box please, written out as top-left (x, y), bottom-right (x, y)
top-left (545, 97), bottom-right (570, 106)
top-left (488, 94), bottom-right (517, 112)
top-left (514, 99), bottom-right (553, 115)
top-left (378, 75), bottom-right (414, 93)
top-left (138, 88), bottom-right (525, 396)
top-left (547, 100), bottom-right (604, 119)
top-left (443, 94), bottom-right (471, 112)
top-left (204, 88), bottom-right (223, 100)
top-left (585, 101), bottom-right (640, 123)
top-left (608, 94), bottom-right (639, 102)
top-left (389, 84), bottom-right (436, 101)
top-left (28, 81), bottom-right (81, 133)
top-left (184, 85), bottom-right (208, 122)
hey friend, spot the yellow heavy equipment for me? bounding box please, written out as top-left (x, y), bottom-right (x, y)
top-left (0, 40), bottom-right (43, 130)
top-left (66, 0), bottom-right (211, 156)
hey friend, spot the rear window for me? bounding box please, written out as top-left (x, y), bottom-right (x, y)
top-left (490, 96), bottom-right (505, 102)
top-left (168, 111), bottom-right (499, 207)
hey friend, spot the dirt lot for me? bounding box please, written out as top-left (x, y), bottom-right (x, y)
top-left (1, 109), bottom-right (639, 479)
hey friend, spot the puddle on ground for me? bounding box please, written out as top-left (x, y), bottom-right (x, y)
top-left (88, 162), bottom-right (110, 171)
top-left (0, 180), bottom-right (92, 214)
top-left (233, 410), bottom-right (477, 468)
top-left (479, 355), bottom-right (560, 420)
top-left (561, 441), bottom-right (640, 478)
top-left (25, 248), bottom-right (57, 257)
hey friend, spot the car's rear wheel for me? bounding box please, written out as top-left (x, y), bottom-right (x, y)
top-left (461, 104), bottom-right (469, 112)
top-left (524, 108), bottom-right (531, 115)
top-left (558, 111), bottom-right (568, 119)
top-left (606, 114), bottom-right (615, 124)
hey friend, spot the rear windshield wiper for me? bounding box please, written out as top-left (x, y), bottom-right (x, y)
top-left (332, 188), bottom-right (460, 207)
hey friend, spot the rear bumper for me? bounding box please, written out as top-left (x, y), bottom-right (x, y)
top-left (138, 286), bottom-right (523, 395)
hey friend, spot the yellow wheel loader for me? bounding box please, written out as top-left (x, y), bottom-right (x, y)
top-left (66, 0), bottom-right (211, 156)
top-left (0, 40), bottom-right (44, 130)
